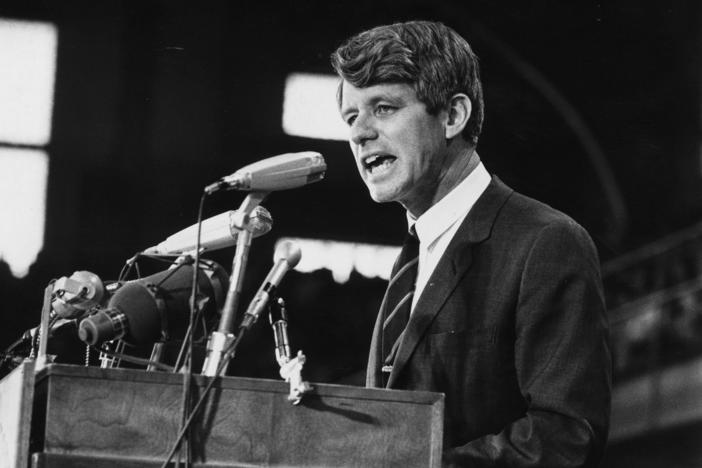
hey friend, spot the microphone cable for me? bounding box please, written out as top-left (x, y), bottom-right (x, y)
top-left (160, 322), bottom-right (249, 468)
top-left (174, 190), bottom-right (209, 468)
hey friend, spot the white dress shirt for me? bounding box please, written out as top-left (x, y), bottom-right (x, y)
top-left (408, 161), bottom-right (491, 312)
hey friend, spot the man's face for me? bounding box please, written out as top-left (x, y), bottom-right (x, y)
top-left (340, 81), bottom-right (449, 215)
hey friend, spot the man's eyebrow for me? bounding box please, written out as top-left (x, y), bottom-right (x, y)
top-left (369, 93), bottom-right (403, 105)
top-left (340, 103), bottom-right (356, 118)
top-left (341, 94), bottom-right (403, 116)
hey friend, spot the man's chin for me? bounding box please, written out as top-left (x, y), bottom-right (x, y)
top-left (366, 186), bottom-right (399, 205)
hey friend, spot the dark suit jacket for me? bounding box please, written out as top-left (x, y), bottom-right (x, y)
top-left (366, 177), bottom-right (611, 467)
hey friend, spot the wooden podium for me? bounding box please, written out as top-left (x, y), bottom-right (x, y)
top-left (1, 363), bottom-right (444, 467)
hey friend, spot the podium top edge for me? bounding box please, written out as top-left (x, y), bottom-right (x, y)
top-left (35, 363), bottom-right (444, 405)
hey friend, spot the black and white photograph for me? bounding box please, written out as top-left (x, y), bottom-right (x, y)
top-left (0, 1), bottom-right (700, 467)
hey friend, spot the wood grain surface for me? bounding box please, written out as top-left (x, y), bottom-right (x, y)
top-left (29, 364), bottom-right (443, 467)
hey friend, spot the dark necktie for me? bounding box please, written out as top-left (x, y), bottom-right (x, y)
top-left (380, 229), bottom-right (419, 383)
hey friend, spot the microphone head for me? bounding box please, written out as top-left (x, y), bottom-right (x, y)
top-left (210, 151), bottom-right (326, 193)
top-left (274, 240), bottom-right (302, 268)
top-left (248, 205), bottom-right (273, 238)
top-left (52, 271), bottom-right (106, 318)
top-left (144, 205), bottom-right (274, 255)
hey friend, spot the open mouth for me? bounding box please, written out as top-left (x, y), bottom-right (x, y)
top-left (363, 154), bottom-right (397, 174)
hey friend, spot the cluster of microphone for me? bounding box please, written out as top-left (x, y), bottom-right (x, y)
top-left (74, 240), bottom-right (301, 343)
top-left (76, 259), bottom-right (229, 346)
top-left (29, 151), bottom-right (324, 374)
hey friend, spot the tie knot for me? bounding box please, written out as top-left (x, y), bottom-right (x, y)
top-left (395, 229), bottom-right (419, 274)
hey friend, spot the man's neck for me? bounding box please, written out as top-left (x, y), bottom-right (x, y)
top-left (404, 146), bottom-right (480, 218)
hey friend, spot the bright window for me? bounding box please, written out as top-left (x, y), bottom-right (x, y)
top-left (0, 19), bottom-right (57, 277)
top-left (0, 148), bottom-right (49, 277)
top-left (282, 73), bottom-right (348, 141)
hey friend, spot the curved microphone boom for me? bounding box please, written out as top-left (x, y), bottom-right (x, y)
top-left (239, 240), bottom-right (302, 331)
top-left (204, 152), bottom-right (326, 194)
top-left (78, 260), bottom-right (228, 346)
top-left (144, 205), bottom-right (272, 255)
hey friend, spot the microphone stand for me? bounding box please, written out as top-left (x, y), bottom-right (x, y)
top-left (201, 191), bottom-right (268, 376)
top-left (34, 282), bottom-right (56, 372)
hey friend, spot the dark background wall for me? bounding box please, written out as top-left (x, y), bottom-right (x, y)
top-left (0, 0), bottom-right (700, 395)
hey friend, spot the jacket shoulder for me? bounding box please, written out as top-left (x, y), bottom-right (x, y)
top-left (502, 188), bottom-right (587, 234)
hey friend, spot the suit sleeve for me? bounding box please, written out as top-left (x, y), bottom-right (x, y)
top-left (444, 220), bottom-right (612, 467)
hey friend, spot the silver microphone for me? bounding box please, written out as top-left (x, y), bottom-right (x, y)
top-left (144, 205), bottom-right (272, 254)
top-left (52, 271), bottom-right (106, 318)
top-left (205, 152), bottom-right (326, 194)
top-left (269, 297), bottom-right (291, 366)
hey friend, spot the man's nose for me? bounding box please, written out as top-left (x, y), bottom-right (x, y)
top-left (350, 114), bottom-right (377, 145)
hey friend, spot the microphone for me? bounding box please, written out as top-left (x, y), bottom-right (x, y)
top-left (204, 152), bottom-right (326, 194)
top-left (269, 297), bottom-right (291, 366)
top-left (78, 260), bottom-right (228, 346)
top-left (52, 271), bottom-right (106, 319)
top-left (144, 205), bottom-right (273, 254)
top-left (240, 240), bottom-right (302, 330)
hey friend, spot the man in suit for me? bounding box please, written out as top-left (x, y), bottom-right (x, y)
top-left (331, 21), bottom-right (611, 467)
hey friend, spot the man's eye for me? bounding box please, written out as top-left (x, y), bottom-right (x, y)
top-left (376, 105), bottom-right (394, 114)
top-left (346, 115), bottom-right (357, 126)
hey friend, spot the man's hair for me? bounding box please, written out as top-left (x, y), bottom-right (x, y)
top-left (330, 20), bottom-right (484, 145)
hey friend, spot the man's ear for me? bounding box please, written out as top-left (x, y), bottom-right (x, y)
top-left (444, 93), bottom-right (472, 140)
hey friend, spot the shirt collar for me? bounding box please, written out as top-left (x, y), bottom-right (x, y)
top-left (407, 161), bottom-right (491, 247)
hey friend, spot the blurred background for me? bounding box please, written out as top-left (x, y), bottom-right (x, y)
top-left (0, 1), bottom-right (701, 466)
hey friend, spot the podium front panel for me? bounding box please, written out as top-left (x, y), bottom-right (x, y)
top-left (30, 364), bottom-right (443, 467)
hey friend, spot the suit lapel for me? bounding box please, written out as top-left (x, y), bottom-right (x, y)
top-left (365, 302), bottom-right (384, 387)
top-left (386, 177), bottom-right (513, 387)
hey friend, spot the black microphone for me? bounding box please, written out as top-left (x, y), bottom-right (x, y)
top-left (144, 205), bottom-right (273, 254)
top-left (240, 241), bottom-right (302, 330)
top-left (78, 260), bottom-right (228, 346)
top-left (204, 152), bottom-right (326, 194)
